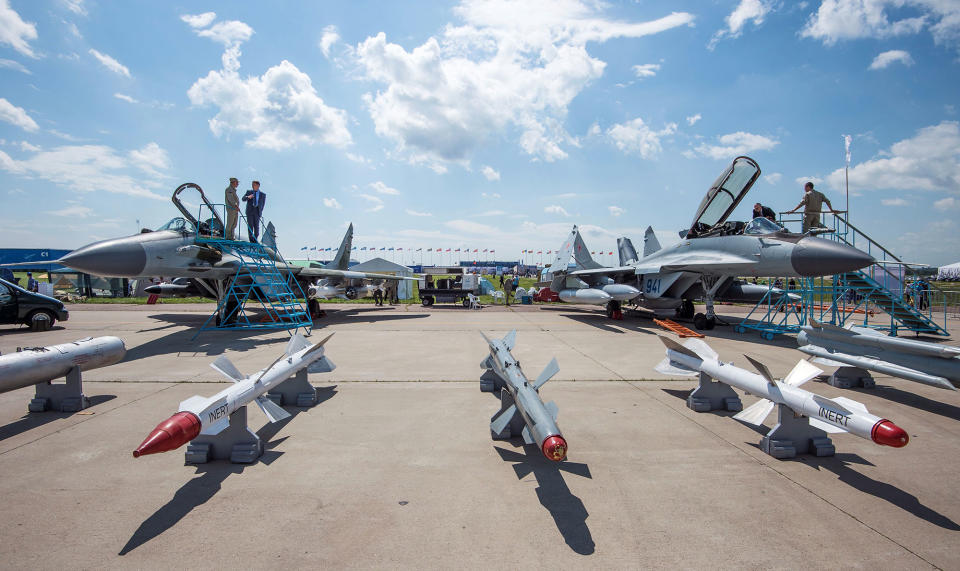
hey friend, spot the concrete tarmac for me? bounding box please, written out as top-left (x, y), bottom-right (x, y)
top-left (0, 303), bottom-right (958, 569)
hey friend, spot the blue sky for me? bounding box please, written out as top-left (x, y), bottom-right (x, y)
top-left (1, 0), bottom-right (958, 266)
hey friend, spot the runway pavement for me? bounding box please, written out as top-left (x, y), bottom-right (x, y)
top-left (0, 303), bottom-right (958, 568)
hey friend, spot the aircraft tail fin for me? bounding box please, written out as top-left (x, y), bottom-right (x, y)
top-left (618, 237), bottom-right (639, 265)
top-left (546, 226), bottom-right (577, 278)
top-left (326, 223), bottom-right (354, 271)
top-left (572, 229), bottom-right (602, 270)
top-left (643, 226), bottom-right (662, 257)
top-left (261, 221), bottom-right (278, 252)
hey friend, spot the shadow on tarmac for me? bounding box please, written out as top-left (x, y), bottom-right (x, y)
top-left (495, 443), bottom-right (595, 555)
top-left (0, 324), bottom-right (67, 337)
top-left (314, 306), bottom-right (430, 325)
top-left (841, 383), bottom-right (960, 422)
top-left (118, 386), bottom-right (338, 556)
top-left (0, 394), bottom-right (116, 442)
top-left (797, 453), bottom-right (960, 531)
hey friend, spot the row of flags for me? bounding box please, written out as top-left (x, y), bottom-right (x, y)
top-left (298, 247), bottom-right (615, 255)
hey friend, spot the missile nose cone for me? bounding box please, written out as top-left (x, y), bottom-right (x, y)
top-left (541, 435), bottom-right (568, 462)
top-left (133, 412), bottom-right (201, 458)
top-left (62, 238), bottom-right (148, 277)
top-left (871, 420), bottom-right (909, 448)
top-left (143, 285), bottom-right (161, 294)
top-left (791, 238), bottom-right (874, 276)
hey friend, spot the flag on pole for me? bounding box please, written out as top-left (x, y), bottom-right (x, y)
top-left (427, 248), bottom-right (432, 252)
top-left (361, 246), bottom-right (367, 251)
top-left (388, 247), bottom-right (394, 251)
top-left (473, 249), bottom-right (478, 252)
top-left (300, 246), bottom-right (307, 250)
top-left (417, 248), bottom-right (422, 251)
top-left (844, 134), bottom-right (852, 165)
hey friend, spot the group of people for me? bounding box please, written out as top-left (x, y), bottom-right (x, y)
top-left (499, 273), bottom-right (519, 306)
top-left (372, 282), bottom-right (399, 306)
top-left (224, 177), bottom-right (267, 242)
top-left (751, 182), bottom-right (837, 234)
top-left (904, 279), bottom-right (931, 310)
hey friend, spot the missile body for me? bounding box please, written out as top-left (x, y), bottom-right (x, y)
top-left (601, 283), bottom-right (641, 302)
top-left (134, 333), bottom-right (335, 457)
top-left (558, 288), bottom-right (612, 305)
top-left (0, 337), bottom-right (126, 394)
top-left (480, 331), bottom-right (567, 461)
top-left (657, 336), bottom-right (908, 449)
top-left (798, 320), bottom-right (959, 390)
top-left (143, 282), bottom-right (197, 297)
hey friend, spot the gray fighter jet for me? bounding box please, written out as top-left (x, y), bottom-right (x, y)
top-left (546, 156), bottom-right (874, 328)
top-left (59, 183), bottom-right (411, 319)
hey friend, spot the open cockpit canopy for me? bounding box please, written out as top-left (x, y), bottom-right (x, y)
top-left (687, 156), bottom-right (761, 238)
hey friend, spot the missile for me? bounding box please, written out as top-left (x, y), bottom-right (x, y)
top-left (480, 331), bottom-right (567, 461)
top-left (656, 336), bottom-right (908, 449)
top-left (133, 333), bottom-right (335, 457)
top-left (601, 283), bottom-right (641, 302)
top-left (0, 336), bottom-right (126, 394)
top-left (797, 319), bottom-right (959, 391)
top-left (558, 288), bottom-right (612, 305)
top-left (143, 282), bottom-right (196, 297)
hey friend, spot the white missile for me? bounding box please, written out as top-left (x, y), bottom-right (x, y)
top-left (657, 336), bottom-right (908, 449)
top-left (134, 333), bottom-right (335, 457)
top-left (0, 336), bottom-right (126, 394)
top-left (601, 283), bottom-right (640, 302)
top-left (558, 288), bottom-right (612, 305)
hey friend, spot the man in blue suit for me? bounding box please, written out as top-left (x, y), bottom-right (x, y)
top-left (242, 180), bottom-right (267, 242)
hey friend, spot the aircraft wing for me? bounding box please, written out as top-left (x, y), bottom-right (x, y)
top-left (569, 265), bottom-right (637, 278)
top-left (293, 267), bottom-right (416, 281)
top-left (632, 250), bottom-right (758, 275)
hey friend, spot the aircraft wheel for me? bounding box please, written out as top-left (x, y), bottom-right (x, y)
top-left (693, 313), bottom-right (707, 330)
top-left (705, 316), bottom-right (716, 330)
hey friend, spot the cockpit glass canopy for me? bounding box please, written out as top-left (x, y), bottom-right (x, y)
top-left (688, 156), bottom-right (761, 236)
top-left (157, 217), bottom-right (196, 233)
top-left (743, 216), bottom-right (783, 235)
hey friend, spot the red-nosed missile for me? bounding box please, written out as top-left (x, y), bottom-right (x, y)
top-left (133, 412), bottom-right (201, 457)
top-left (541, 436), bottom-right (568, 462)
top-left (871, 420), bottom-right (909, 447)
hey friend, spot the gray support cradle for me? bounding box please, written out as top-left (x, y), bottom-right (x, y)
top-left (760, 403), bottom-right (835, 459)
top-left (490, 387), bottom-right (525, 440)
top-left (827, 366), bottom-right (876, 389)
top-left (185, 406), bottom-right (262, 464)
top-left (29, 366), bottom-right (89, 413)
top-left (480, 369), bottom-right (504, 393)
top-left (686, 371), bottom-right (743, 413)
top-left (266, 369), bottom-right (318, 407)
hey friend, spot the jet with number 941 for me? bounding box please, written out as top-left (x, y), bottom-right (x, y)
top-left (544, 156), bottom-right (874, 329)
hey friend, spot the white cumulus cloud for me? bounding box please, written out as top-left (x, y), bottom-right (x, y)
top-left (482, 165), bottom-right (500, 181)
top-left (799, 0), bottom-right (959, 46)
top-left (47, 204), bottom-right (92, 217)
top-left (0, 0), bottom-right (38, 57)
top-left (935, 197), bottom-right (959, 210)
top-left (319, 25), bottom-right (340, 58)
top-left (0, 98), bottom-right (38, 131)
top-left (181, 12), bottom-right (216, 29)
top-left (686, 113), bottom-right (701, 126)
top-left (61, 0), bottom-right (86, 16)
top-left (869, 49), bottom-right (914, 69)
top-left (881, 197), bottom-right (909, 206)
top-left (695, 131), bottom-right (779, 159)
top-left (0, 58), bottom-right (30, 73)
top-left (632, 63), bottom-right (660, 78)
top-left (444, 219), bottom-right (498, 234)
top-left (128, 142), bottom-right (171, 177)
top-left (358, 193), bottom-right (384, 212)
top-left (609, 205), bottom-right (625, 216)
top-left (89, 49), bottom-right (131, 77)
top-left (545, 204), bottom-right (570, 217)
top-left (186, 16), bottom-right (352, 151)
top-left (114, 93), bottom-right (137, 104)
top-left (607, 117), bottom-right (677, 158)
top-left (825, 121), bottom-right (960, 192)
top-left (710, 0), bottom-right (772, 49)
top-left (764, 172), bottom-right (783, 184)
top-left (405, 208), bottom-right (432, 217)
top-left (322, 197), bottom-right (342, 209)
top-left (354, 1), bottom-right (694, 167)
top-left (370, 181), bottom-right (400, 195)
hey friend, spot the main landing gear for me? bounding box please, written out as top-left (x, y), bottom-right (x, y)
top-left (606, 300), bottom-right (623, 320)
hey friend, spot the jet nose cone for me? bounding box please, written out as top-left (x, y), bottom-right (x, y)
top-left (61, 238), bottom-right (147, 277)
top-left (791, 238), bottom-right (874, 276)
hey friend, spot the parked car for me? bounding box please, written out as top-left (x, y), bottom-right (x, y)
top-left (0, 277), bottom-right (69, 330)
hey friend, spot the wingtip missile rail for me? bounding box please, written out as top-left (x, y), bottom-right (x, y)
top-left (480, 331), bottom-right (567, 462)
top-left (134, 332), bottom-right (335, 458)
top-left (656, 335), bottom-right (908, 457)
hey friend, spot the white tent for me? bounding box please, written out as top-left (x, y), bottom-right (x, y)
top-left (350, 257), bottom-right (416, 299)
top-left (938, 261), bottom-right (960, 281)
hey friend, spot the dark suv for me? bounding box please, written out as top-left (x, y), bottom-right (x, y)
top-left (0, 278), bottom-right (69, 330)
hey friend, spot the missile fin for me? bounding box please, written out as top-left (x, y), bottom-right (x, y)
top-left (831, 396), bottom-right (869, 414)
top-left (210, 356), bottom-right (244, 382)
top-left (521, 425), bottom-right (534, 445)
top-left (480, 355), bottom-right (494, 370)
top-left (783, 359), bottom-right (823, 386)
top-left (809, 418), bottom-right (847, 434)
top-left (479, 331), bottom-right (493, 345)
top-left (285, 333), bottom-right (312, 356)
top-left (255, 396), bottom-right (292, 423)
top-left (684, 338), bottom-right (719, 361)
top-left (812, 394), bottom-right (852, 415)
top-left (503, 330), bottom-right (517, 351)
top-left (301, 333), bottom-right (335, 359)
top-left (545, 401), bottom-right (559, 421)
top-left (533, 358), bottom-right (560, 390)
top-left (743, 354), bottom-right (775, 384)
top-left (490, 404), bottom-right (518, 436)
top-left (654, 357), bottom-right (698, 377)
top-left (809, 318), bottom-right (854, 334)
top-left (657, 335), bottom-right (701, 361)
top-left (307, 356), bottom-right (335, 373)
top-left (733, 398), bottom-right (774, 426)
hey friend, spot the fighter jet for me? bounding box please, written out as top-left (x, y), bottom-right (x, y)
top-left (545, 156), bottom-right (874, 328)
top-left (58, 183), bottom-right (412, 319)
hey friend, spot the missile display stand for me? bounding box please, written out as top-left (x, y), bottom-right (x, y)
top-left (827, 367), bottom-right (876, 389)
top-left (28, 366), bottom-right (89, 413)
top-left (266, 369), bottom-right (318, 408)
top-left (761, 404), bottom-right (835, 459)
top-left (686, 372), bottom-right (743, 413)
top-left (185, 407), bottom-right (262, 464)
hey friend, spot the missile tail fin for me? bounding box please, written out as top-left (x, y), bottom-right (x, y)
top-left (743, 354), bottom-right (775, 384)
top-left (533, 358), bottom-right (560, 390)
top-left (733, 398), bottom-right (774, 426)
top-left (545, 401), bottom-right (559, 421)
top-left (809, 318), bottom-right (853, 334)
top-left (481, 355), bottom-right (494, 370)
top-left (658, 335), bottom-right (699, 360)
top-left (255, 396), bottom-right (292, 423)
top-left (490, 404), bottom-right (517, 436)
top-left (502, 330), bottom-right (517, 351)
top-left (521, 425), bottom-right (534, 445)
top-left (210, 356), bottom-right (244, 382)
top-left (301, 332), bottom-right (335, 359)
top-left (783, 359), bottom-right (823, 387)
top-left (831, 396), bottom-right (869, 414)
top-left (307, 356), bottom-right (335, 373)
top-left (655, 357), bottom-right (698, 377)
top-left (285, 333), bottom-right (312, 356)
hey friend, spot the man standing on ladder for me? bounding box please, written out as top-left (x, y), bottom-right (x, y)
top-left (225, 177), bottom-right (240, 240)
top-left (242, 180), bottom-right (267, 242)
top-left (788, 181), bottom-right (835, 233)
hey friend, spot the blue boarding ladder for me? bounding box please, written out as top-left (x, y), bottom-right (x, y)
top-left (737, 211), bottom-right (949, 338)
top-left (191, 201), bottom-right (312, 337)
